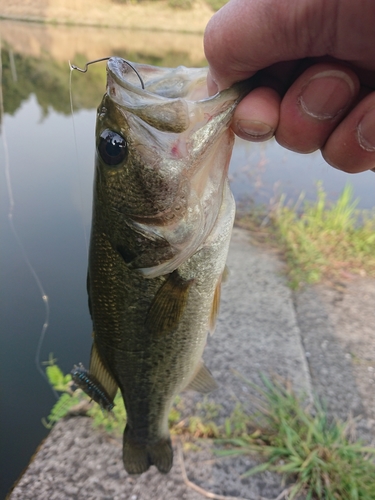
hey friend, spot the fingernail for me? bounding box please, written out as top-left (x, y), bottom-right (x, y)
top-left (237, 120), bottom-right (273, 141)
top-left (299, 70), bottom-right (355, 120)
top-left (357, 108), bottom-right (375, 152)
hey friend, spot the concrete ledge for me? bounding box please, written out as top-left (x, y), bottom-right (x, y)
top-left (9, 228), bottom-right (374, 499)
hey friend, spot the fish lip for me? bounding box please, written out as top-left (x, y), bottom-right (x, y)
top-left (107, 56), bottom-right (208, 100)
top-left (106, 57), bottom-right (208, 134)
top-left (107, 57), bottom-right (155, 97)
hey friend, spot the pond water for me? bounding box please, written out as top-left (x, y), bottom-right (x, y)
top-left (0, 20), bottom-right (374, 497)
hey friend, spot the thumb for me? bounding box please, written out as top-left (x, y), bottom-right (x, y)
top-left (204, 0), bottom-right (338, 89)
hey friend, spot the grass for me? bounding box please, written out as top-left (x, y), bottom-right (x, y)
top-left (45, 361), bottom-right (375, 499)
top-left (237, 183), bottom-right (375, 288)
top-left (42, 361), bottom-right (127, 434)
top-left (43, 360), bottom-right (220, 438)
top-left (1, 0), bottom-right (227, 33)
top-left (215, 375), bottom-right (375, 500)
top-left (100, 0), bottom-right (227, 9)
top-left (43, 360), bottom-right (221, 438)
top-left (204, 0), bottom-right (228, 10)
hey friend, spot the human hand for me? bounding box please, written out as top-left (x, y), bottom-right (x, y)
top-left (204, 0), bottom-right (375, 173)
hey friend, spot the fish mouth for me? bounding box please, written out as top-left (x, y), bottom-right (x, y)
top-left (99, 58), bottom-right (258, 278)
top-left (105, 56), bottom-right (257, 135)
top-left (107, 56), bottom-right (209, 100)
top-left (105, 57), bottom-right (209, 134)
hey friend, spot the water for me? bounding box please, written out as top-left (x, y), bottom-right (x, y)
top-left (0, 19), bottom-right (374, 498)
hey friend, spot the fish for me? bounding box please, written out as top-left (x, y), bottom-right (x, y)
top-left (85, 57), bottom-right (255, 475)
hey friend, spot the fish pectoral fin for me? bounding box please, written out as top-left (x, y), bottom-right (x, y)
top-left (209, 266), bottom-right (228, 335)
top-left (184, 361), bottom-right (218, 394)
top-left (209, 278), bottom-right (222, 335)
top-left (145, 271), bottom-right (194, 336)
top-left (89, 340), bottom-right (118, 400)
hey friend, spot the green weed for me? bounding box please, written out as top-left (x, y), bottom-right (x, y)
top-left (171, 398), bottom-right (222, 438)
top-left (168, 0), bottom-right (194, 9)
top-left (43, 360), bottom-right (126, 433)
top-left (43, 361), bottom-right (218, 437)
top-left (239, 183), bottom-right (375, 288)
top-left (88, 390), bottom-right (126, 435)
top-left (278, 183), bottom-right (375, 287)
top-left (215, 375), bottom-right (375, 500)
top-left (224, 402), bottom-right (254, 438)
top-left (105, 0), bottom-right (228, 10)
top-left (204, 0), bottom-right (228, 11)
top-left (44, 362), bottom-right (375, 498)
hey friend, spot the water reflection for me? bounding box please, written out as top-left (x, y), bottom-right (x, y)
top-left (1, 19), bottom-right (207, 117)
top-left (0, 19), bottom-right (374, 499)
top-left (0, 21), bottom-right (208, 497)
top-left (0, 95), bottom-right (94, 498)
top-left (231, 137), bottom-right (375, 210)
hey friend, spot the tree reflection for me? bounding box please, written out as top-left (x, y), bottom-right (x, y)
top-left (1, 45), bottom-right (205, 118)
top-left (1, 47), bottom-right (103, 116)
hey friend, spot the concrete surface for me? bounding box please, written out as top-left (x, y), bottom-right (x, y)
top-left (295, 279), bottom-right (375, 442)
top-left (8, 227), bottom-right (375, 500)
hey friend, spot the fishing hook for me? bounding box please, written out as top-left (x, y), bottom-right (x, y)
top-left (69, 57), bottom-right (145, 89)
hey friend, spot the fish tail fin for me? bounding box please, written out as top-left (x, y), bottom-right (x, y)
top-left (123, 425), bottom-right (173, 474)
top-left (147, 438), bottom-right (173, 474)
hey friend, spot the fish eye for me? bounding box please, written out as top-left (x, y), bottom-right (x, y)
top-left (98, 129), bottom-right (127, 166)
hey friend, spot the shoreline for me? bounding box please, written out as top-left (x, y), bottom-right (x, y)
top-left (0, 0), bottom-right (214, 34)
top-left (0, 18), bottom-right (207, 67)
top-left (0, 15), bottom-right (205, 34)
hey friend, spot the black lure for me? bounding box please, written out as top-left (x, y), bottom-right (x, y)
top-left (71, 363), bottom-right (115, 411)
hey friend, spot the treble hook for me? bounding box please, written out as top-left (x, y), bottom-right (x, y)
top-left (69, 57), bottom-right (145, 89)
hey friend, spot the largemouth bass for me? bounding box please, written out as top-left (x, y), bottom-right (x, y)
top-left (86, 57), bottom-right (254, 475)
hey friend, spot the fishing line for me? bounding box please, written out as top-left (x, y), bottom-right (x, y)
top-left (68, 62), bottom-right (89, 254)
top-left (70, 57), bottom-right (145, 89)
top-left (0, 37), bottom-right (58, 399)
top-left (67, 55), bottom-right (146, 255)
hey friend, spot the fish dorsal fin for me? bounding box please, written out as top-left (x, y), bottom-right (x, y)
top-left (184, 361), bottom-right (218, 394)
top-left (89, 340), bottom-right (118, 400)
top-left (145, 271), bottom-right (194, 337)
